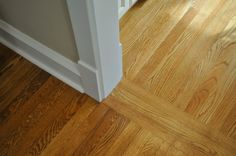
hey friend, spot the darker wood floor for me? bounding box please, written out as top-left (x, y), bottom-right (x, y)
top-left (0, 43), bottom-right (127, 156)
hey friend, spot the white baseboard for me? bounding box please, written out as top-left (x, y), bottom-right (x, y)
top-left (1, 0), bottom-right (123, 102)
top-left (0, 20), bottom-right (85, 94)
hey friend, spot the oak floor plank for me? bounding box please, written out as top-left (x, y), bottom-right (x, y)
top-left (105, 80), bottom-right (236, 156)
top-left (0, 57), bottom-right (30, 90)
top-left (72, 109), bottom-right (129, 156)
top-left (15, 87), bottom-right (83, 156)
top-left (24, 92), bottom-right (86, 156)
top-left (0, 44), bottom-right (18, 72)
top-left (172, 6), bottom-right (236, 110)
top-left (0, 70), bottom-right (50, 124)
top-left (122, 129), bottom-right (193, 156)
top-left (104, 122), bottom-right (141, 156)
top-left (120, 0), bottom-right (170, 54)
top-left (0, 58), bottom-right (40, 112)
top-left (122, 129), bottom-right (153, 156)
top-left (123, 0), bottom-right (191, 79)
top-left (185, 43), bottom-right (236, 123)
top-left (41, 101), bottom-right (107, 156)
top-left (220, 101), bottom-right (236, 140)
top-left (0, 79), bottom-right (74, 155)
top-left (133, 0), bottom-right (230, 94)
top-left (0, 77), bottom-right (62, 138)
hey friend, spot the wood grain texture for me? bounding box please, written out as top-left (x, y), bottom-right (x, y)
top-left (1, 0), bottom-right (236, 155)
top-left (105, 80), bottom-right (236, 156)
top-left (0, 44), bottom-right (18, 73)
top-left (72, 109), bottom-right (129, 156)
top-left (104, 122), bottom-right (141, 156)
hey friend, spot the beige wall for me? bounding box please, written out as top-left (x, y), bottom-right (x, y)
top-left (0, 0), bottom-right (79, 62)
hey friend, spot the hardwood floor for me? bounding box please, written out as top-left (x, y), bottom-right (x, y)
top-left (1, 0), bottom-right (236, 155)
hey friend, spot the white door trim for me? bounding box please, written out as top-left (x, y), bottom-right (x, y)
top-left (0, 0), bottom-right (122, 102)
top-left (67, 0), bottom-right (122, 101)
top-left (118, 0), bottom-right (138, 18)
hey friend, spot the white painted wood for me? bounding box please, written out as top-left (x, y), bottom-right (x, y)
top-left (66, 0), bottom-right (96, 68)
top-left (118, 0), bottom-right (138, 19)
top-left (67, 0), bottom-right (122, 101)
top-left (0, 20), bottom-right (84, 93)
top-left (119, 0), bottom-right (130, 19)
top-left (1, 0), bottom-right (122, 102)
top-left (77, 61), bottom-right (101, 100)
top-left (66, 0), bottom-right (102, 101)
top-left (0, 20), bottom-right (81, 77)
top-left (89, 0), bottom-right (122, 98)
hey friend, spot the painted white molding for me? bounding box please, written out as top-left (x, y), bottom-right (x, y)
top-left (0, 0), bottom-right (122, 102)
top-left (0, 19), bottom-right (84, 93)
top-left (118, 0), bottom-right (130, 18)
top-left (118, 0), bottom-right (138, 19)
top-left (66, 0), bottom-right (101, 100)
top-left (67, 0), bottom-right (122, 101)
top-left (88, 0), bottom-right (123, 98)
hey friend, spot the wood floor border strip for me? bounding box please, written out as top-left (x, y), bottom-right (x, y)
top-left (104, 79), bottom-right (236, 155)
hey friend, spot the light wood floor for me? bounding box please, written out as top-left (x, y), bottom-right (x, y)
top-left (1, 0), bottom-right (236, 155)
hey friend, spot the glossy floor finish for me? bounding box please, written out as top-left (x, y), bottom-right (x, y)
top-left (1, 0), bottom-right (236, 155)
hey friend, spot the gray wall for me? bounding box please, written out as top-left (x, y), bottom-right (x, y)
top-left (0, 0), bottom-right (79, 62)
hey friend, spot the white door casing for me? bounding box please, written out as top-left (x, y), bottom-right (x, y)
top-left (67, 0), bottom-right (122, 101)
top-left (0, 0), bottom-right (122, 102)
top-left (0, 0), bottom-right (135, 102)
top-left (118, 0), bottom-right (138, 18)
